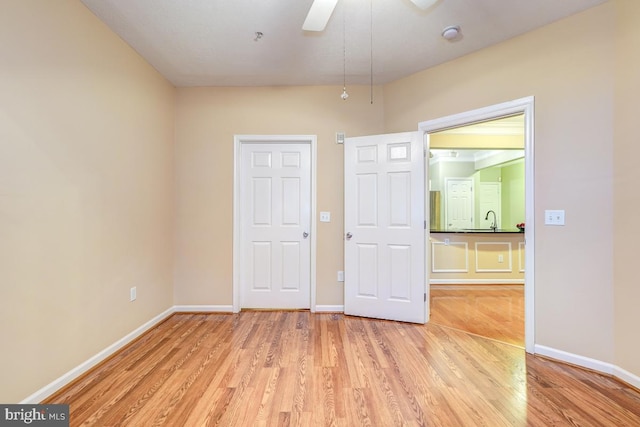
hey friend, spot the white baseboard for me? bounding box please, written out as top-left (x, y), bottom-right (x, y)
top-left (21, 307), bottom-right (175, 404)
top-left (173, 305), bottom-right (233, 313)
top-left (429, 279), bottom-right (525, 285)
top-left (535, 345), bottom-right (615, 374)
top-left (315, 305), bottom-right (344, 313)
top-left (613, 365), bottom-right (640, 390)
top-left (535, 344), bottom-right (640, 389)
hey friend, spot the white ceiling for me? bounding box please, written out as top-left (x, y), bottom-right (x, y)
top-left (80, 0), bottom-right (608, 87)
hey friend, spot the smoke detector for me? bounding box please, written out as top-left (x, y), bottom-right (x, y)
top-left (442, 25), bottom-right (461, 41)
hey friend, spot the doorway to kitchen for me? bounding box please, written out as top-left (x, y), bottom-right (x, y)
top-left (419, 97), bottom-right (534, 352)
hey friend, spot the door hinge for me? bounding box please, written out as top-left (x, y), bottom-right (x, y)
top-left (424, 292), bottom-right (427, 302)
top-left (424, 220), bottom-right (427, 230)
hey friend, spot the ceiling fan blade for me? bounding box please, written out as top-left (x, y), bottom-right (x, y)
top-left (302, 0), bottom-right (339, 32)
top-left (408, 0), bottom-right (438, 10)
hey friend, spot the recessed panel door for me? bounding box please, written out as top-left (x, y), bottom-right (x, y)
top-left (446, 178), bottom-right (474, 229)
top-left (240, 143), bottom-right (311, 308)
top-left (344, 132), bottom-right (426, 323)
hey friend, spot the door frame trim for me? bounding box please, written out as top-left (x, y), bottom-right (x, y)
top-left (418, 96), bottom-right (535, 353)
top-left (232, 135), bottom-right (317, 313)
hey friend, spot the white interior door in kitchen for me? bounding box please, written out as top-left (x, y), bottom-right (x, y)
top-left (239, 142), bottom-right (311, 309)
top-left (344, 132), bottom-right (426, 323)
top-left (445, 178), bottom-right (474, 229)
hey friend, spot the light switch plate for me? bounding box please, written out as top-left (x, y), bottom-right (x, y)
top-left (544, 209), bottom-right (565, 225)
top-left (320, 211), bottom-right (331, 222)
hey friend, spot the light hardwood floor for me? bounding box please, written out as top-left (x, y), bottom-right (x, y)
top-left (430, 284), bottom-right (525, 347)
top-left (45, 311), bottom-right (640, 426)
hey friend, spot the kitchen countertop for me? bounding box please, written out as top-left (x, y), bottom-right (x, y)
top-left (430, 228), bottom-right (524, 234)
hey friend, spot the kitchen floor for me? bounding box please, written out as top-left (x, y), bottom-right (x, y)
top-left (429, 284), bottom-right (524, 347)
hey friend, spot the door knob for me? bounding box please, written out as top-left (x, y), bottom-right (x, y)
top-left (303, 231), bottom-right (309, 238)
top-left (346, 232), bottom-right (353, 240)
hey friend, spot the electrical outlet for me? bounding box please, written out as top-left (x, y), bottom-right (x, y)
top-left (320, 212), bottom-right (331, 222)
top-left (337, 271), bottom-right (344, 282)
top-left (444, 238), bottom-right (450, 246)
top-left (130, 287), bottom-right (137, 302)
top-left (498, 254), bottom-right (504, 263)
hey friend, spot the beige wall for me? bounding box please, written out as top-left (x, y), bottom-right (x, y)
top-left (174, 86), bottom-right (384, 306)
top-left (613, 0), bottom-right (640, 376)
top-left (384, 3), bottom-right (618, 366)
top-left (0, 1), bottom-right (175, 402)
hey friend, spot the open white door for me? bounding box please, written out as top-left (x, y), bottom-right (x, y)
top-left (344, 132), bottom-right (426, 323)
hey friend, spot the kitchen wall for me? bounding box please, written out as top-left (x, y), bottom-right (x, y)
top-left (429, 158), bottom-right (524, 230)
top-left (501, 162), bottom-right (525, 229)
top-left (0, 0), bottom-right (175, 402)
top-left (429, 161), bottom-right (475, 193)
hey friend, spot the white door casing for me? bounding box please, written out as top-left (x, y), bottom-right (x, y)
top-left (234, 136), bottom-right (316, 310)
top-left (419, 96), bottom-right (535, 353)
top-left (445, 178), bottom-right (474, 229)
top-left (344, 132), bottom-right (426, 324)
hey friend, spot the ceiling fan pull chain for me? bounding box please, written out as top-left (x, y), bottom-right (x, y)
top-left (370, 0), bottom-right (373, 104)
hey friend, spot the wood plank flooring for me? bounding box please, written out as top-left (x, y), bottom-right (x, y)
top-left (45, 312), bottom-right (640, 426)
top-left (430, 285), bottom-right (525, 347)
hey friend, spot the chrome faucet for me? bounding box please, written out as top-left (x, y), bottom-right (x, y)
top-left (485, 210), bottom-right (497, 231)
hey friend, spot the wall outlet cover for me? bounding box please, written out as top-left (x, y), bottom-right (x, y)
top-left (544, 209), bottom-right (565, 225)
